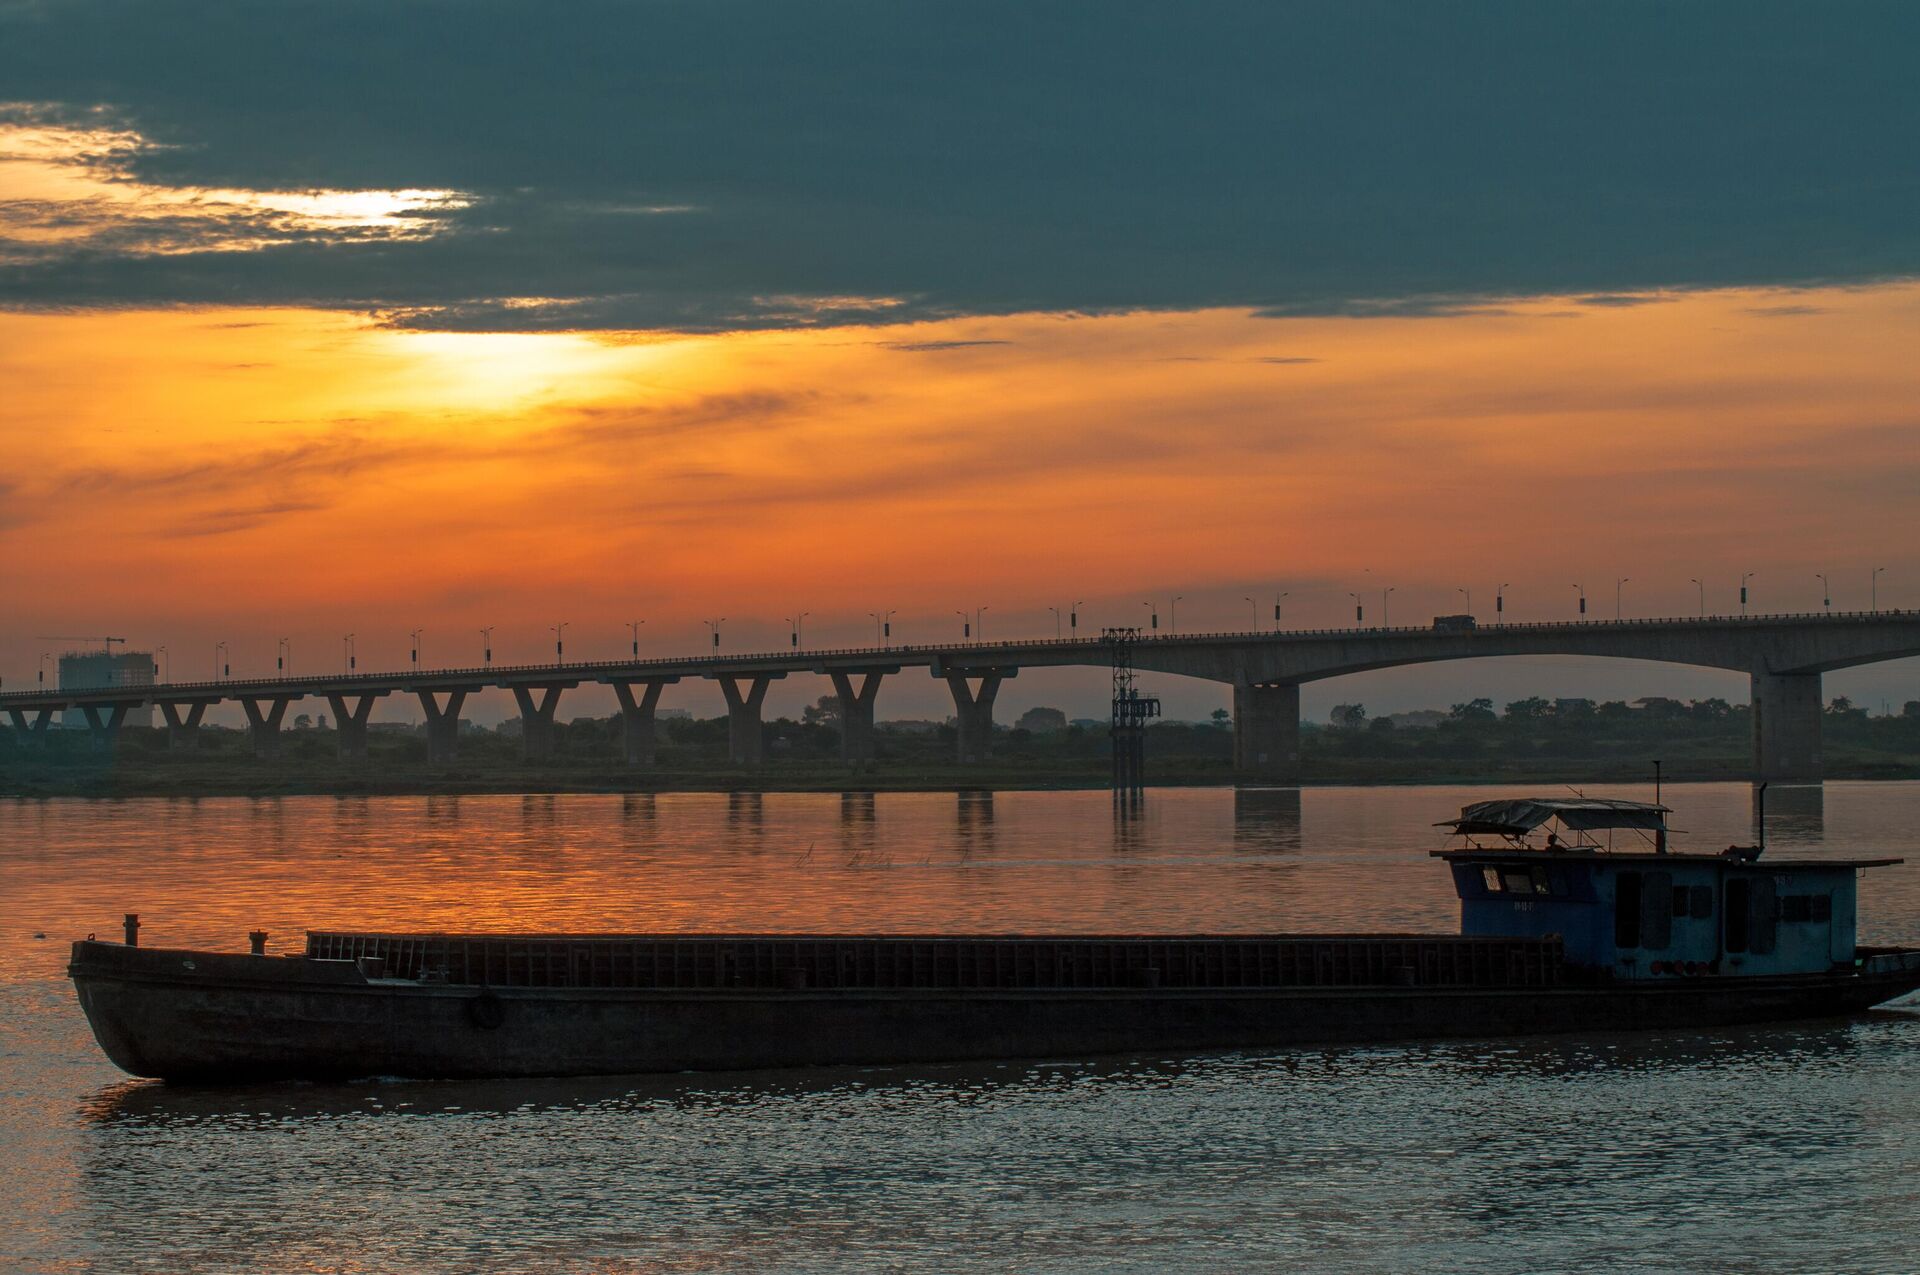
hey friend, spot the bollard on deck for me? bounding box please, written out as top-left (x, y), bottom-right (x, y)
top-left (122, 913), bottom-right (139, 947)
top-left (249, 930), bottom-right (269, 956)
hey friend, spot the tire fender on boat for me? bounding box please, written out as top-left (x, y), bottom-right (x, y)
top-left (468, 991), bottom-right (506, 1030)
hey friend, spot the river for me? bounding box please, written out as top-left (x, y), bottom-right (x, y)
top-left (3, 782), bottom-right (1917, 1272)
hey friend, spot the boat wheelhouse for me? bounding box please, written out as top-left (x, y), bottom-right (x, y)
top-left (1436, 796), bottom-right (1899, 981)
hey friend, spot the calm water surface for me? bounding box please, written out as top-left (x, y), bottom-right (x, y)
top-left (3, 783), bottom-right (1917, 1272)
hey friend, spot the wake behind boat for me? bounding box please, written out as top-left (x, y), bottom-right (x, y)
top-left (70, 795), bottom-right (1920, 1083)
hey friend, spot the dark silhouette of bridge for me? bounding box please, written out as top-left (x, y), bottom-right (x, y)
top-left (6, 611), bottom-right (1918, 781)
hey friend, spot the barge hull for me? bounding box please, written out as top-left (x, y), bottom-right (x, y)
top-left (69, 941), bottom-right (1920, 1084)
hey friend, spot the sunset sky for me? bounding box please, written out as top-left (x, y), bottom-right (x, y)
top-left (3, 2), bottom-right (1918, 724)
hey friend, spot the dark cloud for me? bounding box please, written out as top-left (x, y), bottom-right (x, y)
top-left (3, 1), bottom-right (1919, 330)
top-left (883, 340), bottom-right (1012, 352)
top-left (1744, 304), bottom-right (1833, 318)
top-left (164, 499), bottom-right (327, 538)
top-left (1575, 293), bottom-right (1674, 308)
top-left (1255, 356), bottom-right (1320, 365)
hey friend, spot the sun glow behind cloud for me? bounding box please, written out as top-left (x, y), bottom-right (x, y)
top-left (0, 107), bottom-right (470, 258)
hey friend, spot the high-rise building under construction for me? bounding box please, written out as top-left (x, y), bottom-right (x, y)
top-left (59, 648), bottom-right (155, 729)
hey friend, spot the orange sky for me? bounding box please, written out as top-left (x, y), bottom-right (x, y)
top-left (3, 284), bottom-right (1918, 720)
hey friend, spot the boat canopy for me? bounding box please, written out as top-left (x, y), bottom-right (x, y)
top-left (1437, 797), bottom-right (1669, 837)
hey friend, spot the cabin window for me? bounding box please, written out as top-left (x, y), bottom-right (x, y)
top-left (1726, 879), bottom-right (1750, 952)
top-left (1529, 866), bottom-right (1552, 895)
top-left (1750, 878), bottom-right (1778, 955)
top-left (1615, 872), bottom-right (1642, 948)
top-left (1481, 867), bottom-right (1503, 893)
top-left (1689, 886), bottom-right (1714, 919)
top-left (1640, 871), bottom-right (1673, 950)
top-left (1780, 894), bottom-right (1834, 924)
top-left (1501, 870), bottom-right (1534, 895)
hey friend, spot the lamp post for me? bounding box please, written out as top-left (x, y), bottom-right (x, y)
top-left (215, 641), bottom-right (230, 680)
top-left (1816, 573), bottom-right (1831, 612)
top-left (786, 612), bottom-right (809, 649)
top-left (155, 645), bottom-right (168, 684)
top-left (1244, 596), bottom-right (1258, 631)
top-left (481, 627), bottom-right (494, 666)
top-left (1381, 586), bottom-right (1394, 628)
top-left (1572, 584), bottom-right (1586, 617)
top-left (869, 610), bottom-right (895, 645)
top-left (627, 620), bottom-right (644, 657)
top-left (1170, 595), bottom-right (1183, 634)
top-left (1071, 600), bottom-right (1084, 636)
top-left (1614, 577), bottom-right (1629, 620)
top-left (1872, 566), bottom-right (1886, 613)
top-left (1689, 578), bottom-right (1704, 617)
top-left (1496, 582), bottom-right (1510, 619)
top-left (704, 618), bottom-right (724, 652)
top-left (977, 605), bottom-right (989, 640)
top-left (1348, 592), bottom-right (1363, 626)
top-left (38, 651), bottom-right (52, 686)
top-left (1740, 572), bottom-right (1755, 615)
top-left (551, 621), bottom-right (568, 664)
top-left (1142, 601), bottom-right (1159, 632)
top-left (1457, 587), bottom-right (1471, 617)
top-left (1049, 606), bottom-right (1064, 639)
top-left (1274, 591), bottom-right (1289, 631)
top-left (343, 633), bottom-right (356, 673)
top-left (276, 637), bottom-right (291, 674)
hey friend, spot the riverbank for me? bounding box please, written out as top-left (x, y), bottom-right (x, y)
top-left (6, 753), bottom-right (1917, 798)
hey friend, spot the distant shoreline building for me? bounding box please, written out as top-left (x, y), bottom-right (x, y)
top-left (58, 647), bottom-right (155, 729)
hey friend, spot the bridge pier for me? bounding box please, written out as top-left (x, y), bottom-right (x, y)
top-left (1751, 670), bottom-right (1822, 782)
top-left (239, 695), bottom-right (300, 758)
top-left (414, 688), bottom-right (471, 765)
top-left (7, 707), bottom-right (55, 748)
top-left (79, 702), bottom-right (135, 753)
top-left (157, 700), bottom-right (215, 751)
top-left (713, 673), bottom-right (785, 766)
top-left (944, 668), bottom-right (1016, 763)
top-left (1233, 683), bottom-right (1301, 783)
top-left (828, 668), bottom-right (896, 765)
top-left (608, 677), bottom-right (678, 766)
top-left (324, 693), bottom-right (387, 761)
top-left (511, 683), bottom-right (576, 761)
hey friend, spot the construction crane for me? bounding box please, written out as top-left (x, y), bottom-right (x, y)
top-left (36, 635), bottom-right (129, 653)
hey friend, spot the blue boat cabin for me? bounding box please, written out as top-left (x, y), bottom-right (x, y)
top-left (1435, 798), bottom-right (1897, 980)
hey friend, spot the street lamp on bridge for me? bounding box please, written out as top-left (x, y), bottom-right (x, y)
top-left (869, 610), bottom-right (895, 645)
top-left (1572, 584), bottom-right (1586, 617)
top-left (627, 620), bottom-right (643, 657)
top-left (1348, 592), bottom-right (1363, 626)
top-left (1050, 606), bottom-right (1065, 639)
top-left (409, 629), bottom-right (423, 668)
top-left (215, 641), bottom-right (230, 680)
top-left (1741, 573), bottom-right (1755, 615)
top-left (1244, 596), bottom-right (1257, 632)
top-left (786, 612), bottom-right (809, 649)
top-left (552, 622), bottom-right (569, 664)
top-left (1873, 566), bottom-right (1887, 613)
top-left (704, 618), bottom-right (724, 652)
top-left (38, 651), bottom-right (51, 686)
top-left (276, 637), bottom-right (291, 673)
top-left (1457, 587), bottom-right (1471, 617)
top-left (1689, 578), bottom-right (1704, 617)
top-left (343, 634), bottom-right (355, 673)
top-left (1615, 578), bottom-right (1629, 620)
top-left (1496, 582), bottom-right (1510, 618)
top-left (481, 627), bottom-right (495, 665)
top-left (1071, 600), bottom-right (1084, 635)
top-left (1142, 601), bottom-right (1159, 632)
top-left (1274, 591), bottom-right (1288, 631)
top-left (1381, 587), bottom-right (1394, 628)
top-left (155, 645), bottom-right (168, 684)
top-left (1816, 573), bottom-right (1831, 612)
top-left (1171, 596), bottom-right (1183, 634)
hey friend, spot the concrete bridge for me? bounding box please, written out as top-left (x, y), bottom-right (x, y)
top-left (4, 611), bottom-right (1917, 781)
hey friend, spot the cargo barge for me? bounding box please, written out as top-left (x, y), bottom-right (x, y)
top-left (70, 796), bottom-right (1920, 1083)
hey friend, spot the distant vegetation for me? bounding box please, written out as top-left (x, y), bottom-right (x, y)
top-left (4, 695), bottom-right (1918, 795)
